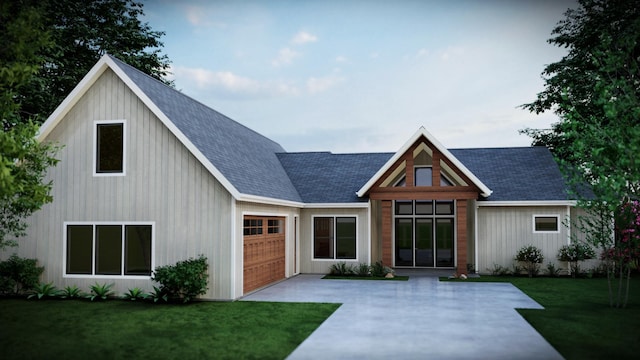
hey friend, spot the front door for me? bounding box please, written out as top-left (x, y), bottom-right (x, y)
top-left (394, 200), bottom-right (455, 268)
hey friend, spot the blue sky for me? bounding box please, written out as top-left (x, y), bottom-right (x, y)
top-left (141, 0), bottom-right (577, 153)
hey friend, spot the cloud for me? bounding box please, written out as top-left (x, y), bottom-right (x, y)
top-left (291, 31), bottom-right (318, 45)
top-left (306, 75), bottom-right (344, 94)
top-left (272, 47), bottom-right (300, 66)
top-left (335, 56), bottom-right (348, 63)
top-left (172, 66), bottom-right (300, 97)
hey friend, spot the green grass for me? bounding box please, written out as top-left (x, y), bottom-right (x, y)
top-left (444, 276), bottom-right (640, 359)
top-left (322, 275), bottom-right (409, 281)
top-left (0, 299), bottom-right (340, 360)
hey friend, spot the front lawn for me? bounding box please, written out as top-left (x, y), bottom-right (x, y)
top-left (447, 276), bottom-right (640, 359)
top-left (0, 299), bottom-right (339, 360)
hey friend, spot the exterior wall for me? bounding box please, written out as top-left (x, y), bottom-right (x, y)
top-left (17, 69), bottom-right (234, 299)
top-left (476, 205), bottom-right (570, 274)
top-left (234, 202), bottom-right (300, 298)
top-left (569, 206), bottom-right (605, 271)
top-left (299, 207), bottom-right (370, 274)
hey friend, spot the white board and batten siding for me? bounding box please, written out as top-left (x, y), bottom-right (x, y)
top-left (299, 207), bottom-right (370, 274)
top-left (19, 69), bottom-right (235, 300)
top-left (477, 206), bottom-right (570, 274)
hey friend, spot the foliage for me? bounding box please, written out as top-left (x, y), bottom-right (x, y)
top-left (487, 263), bottom-right (510, 276)
top-left (27, 282), bottom-right (59, 300)
top-left (370, 261), bottom-right (393, 277)
top-left (0, 122), bottom-right (60, 249)
top-left (557, 242), bottom-right (597, 277)
top-left (87, 282), bottom-right (114, 301)
top-left (0, 254), bottom-right (44, 295)
top-left (355, 263), bottom-right (371, 277)
top-left (515, 245), bottom-right (544, 277)
top-left (0, 3), bottom-right (60, 249)
top-left (328, 262), bottom-right (354, 276)
top-left (152, 255), bottom-right (208, 303)
top-left (148, 285), bottom-right (168, 303)
top-left (545, 262), bottom-right (562, 277)
top-left (122, 287), bottom-right (148, 301)
top-left (8, 0), bottom-right (172, 127)
top-left (59, 285), bottom-right (82, 299)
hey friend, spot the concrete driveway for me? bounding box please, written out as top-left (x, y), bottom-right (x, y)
top-left (241, 274), bottom-right (563, 360)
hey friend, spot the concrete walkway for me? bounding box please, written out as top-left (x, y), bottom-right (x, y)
top-left (241, 274), bottom-right (563, 360)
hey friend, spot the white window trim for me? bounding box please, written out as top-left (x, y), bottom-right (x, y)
top-left (532, 214), bottom-right (561, 234)
top-left (311, 214), bottom-right (359, 262)
top-left (93, 119), bottom-right (127, 177)
top-left (63, 221), bottom-right (155, 279)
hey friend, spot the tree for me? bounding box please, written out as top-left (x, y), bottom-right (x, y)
top-left (1, 3), bottom-right (61, 249)
top-left (10, 0), bottom-right (172, 127)
top-left (522, 0), bottom-right (640, 307)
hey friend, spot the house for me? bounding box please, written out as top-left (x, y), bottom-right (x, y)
top-left (17, 55), bottom-right (582, 300)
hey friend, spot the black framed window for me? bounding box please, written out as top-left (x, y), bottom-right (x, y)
top-left (314, 216), bottom-right (356, 259)
top-left (96, 122), bottom-right (124, 174)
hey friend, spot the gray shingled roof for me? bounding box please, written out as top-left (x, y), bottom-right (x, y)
top-left (109, 56), bottom-right (569, 204)
top-left (278, 147), bottom-right (570, 203)
top-left (110, 56), bottom-right (302, 202)
top-left (451, 147), bottom-right (570, 201)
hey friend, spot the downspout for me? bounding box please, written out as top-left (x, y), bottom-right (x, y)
top-left (367, 200), bottom-right (372, 265)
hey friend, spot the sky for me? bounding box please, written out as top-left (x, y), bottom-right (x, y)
top-left (141, 0), bottom-right (577, 153)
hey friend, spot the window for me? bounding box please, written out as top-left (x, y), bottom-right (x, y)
top-left (94, 120), bottom-right (125, 175)
top-left (533, 215), bottom-right (560, 233)
top-left (415, 167), bottom-right (433, 186)
top-left (65, 223), bottom-right (153, 277)
top-left (268, 219), bottom-right (283, 234)
top-left (243, 219), bottom-right (263, 235)
top-left (313, 216), bottom-right (357, 259)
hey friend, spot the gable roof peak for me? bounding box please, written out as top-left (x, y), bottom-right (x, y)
top-left (355, 126), bottom-right (492, 198)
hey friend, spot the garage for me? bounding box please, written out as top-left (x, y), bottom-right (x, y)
top-left (243, 216), bottom-right (286, 294)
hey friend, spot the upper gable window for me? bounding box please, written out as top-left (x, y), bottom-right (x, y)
top-left (415, 167), bottom-right (432, 186)
top-left (533, 215), bottom-right (560, 233)
top-left (94, 120), bottom-right (125, 176)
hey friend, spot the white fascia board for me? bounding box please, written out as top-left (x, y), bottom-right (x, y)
top-left (302, 202), bottom-right (369, 209)
top-left (477, 200), bottom-right (577, 207)
top-left (38, 56), bottom-right (111, 141)
top-left (236, 193), bottom-right (305, 208)
top-left (356, 126), bottom-right (492, 198)
top-left (104, 56), bottom-right (243, 200)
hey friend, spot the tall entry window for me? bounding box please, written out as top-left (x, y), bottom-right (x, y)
top-left (313, 216), bottom-right (357, 260)
top-left (394, 200), bottom-right (455, 267)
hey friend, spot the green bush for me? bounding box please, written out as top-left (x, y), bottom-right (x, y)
top-left (355, 263), bottom-right (371, 277)
top-left (59, 285), bottom-right (82, 299)
top-left (88, 282), bottom-right (114, 301)
top-left (0, 255), bottom-right (44, 295)
top-left (370, 261), bottom-right (393, 277)
top-left (152, 255), bottom-right (208, 303)
top-left (329, 262), bottom-right (354, 276)
top-left (28, 282), bottom-right (60, 300)
top-left (545, 262), bottom-right (562, 277)
top-left (122, 287), bottom-right (148, 301)
top-left (515, 245), bottom-right (544, 277)
top-left (557, 242), bottom-right (596, 277)
top-left (488, 263), bottom-right (510, 276)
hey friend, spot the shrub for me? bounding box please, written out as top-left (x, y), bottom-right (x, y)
top-left (0, 255), bottom-right (44, 295)
top-left (88, 282), bottom-right (114, 301)
top-left (122, 287), bottom-right (148, 301)
top-left (545, 262), bottom-right (562, 277)
top-left (557, 242), bottom-right (596, 277)
top-left (152, 255), bottom-right (208, 303)
top-left (28, 282), bottom-right (60, 300)
top-left (59, 285), bottom-right (82, 299)
top-left (515, 245), bottom-right (544, 277)
top-left (328, 262), bottom-right (354, 276)
top-left (370, 261), bottom-right (393, 277)
top-left (355, 263), bottom-right (371, 277)
top-left (487, 263), bottom-right (510, 276)
top-left (149, 285), bottom-right (168, 303)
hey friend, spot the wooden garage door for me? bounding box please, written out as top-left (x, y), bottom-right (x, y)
top-left (243, 216), bottom-right (285, 293)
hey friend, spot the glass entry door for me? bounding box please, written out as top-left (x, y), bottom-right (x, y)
top-left (393, 200), bottom-right (455, 268)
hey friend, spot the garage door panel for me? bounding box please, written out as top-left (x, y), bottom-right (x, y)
top-left (243, 216), bottom-right (285, 294)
